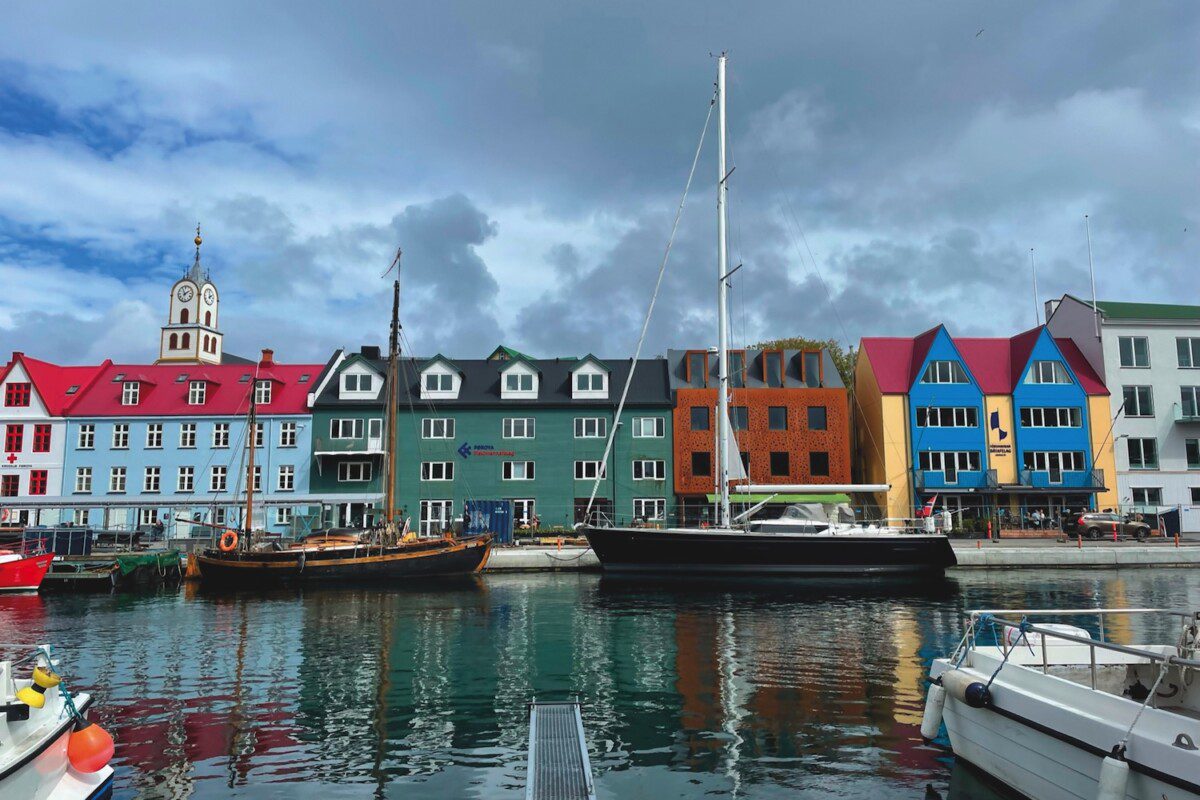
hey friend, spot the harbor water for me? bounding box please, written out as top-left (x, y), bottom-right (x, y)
top-left (3, 570), bottom-right (1197, 799)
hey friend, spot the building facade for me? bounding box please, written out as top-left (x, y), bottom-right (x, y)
top-left (308, 347), bottom-right (675, 531)
top-left (855, 324), bottom-right (1118, 523)
top-left (667, 348), bottom-right (852, 524)
top-left (1048, 295), bottom-right (1200, 529)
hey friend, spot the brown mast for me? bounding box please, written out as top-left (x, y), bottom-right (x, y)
top-left (384, 277), bottom-right (401, 534)
top-left (243, 383), bottom-right (257, 548)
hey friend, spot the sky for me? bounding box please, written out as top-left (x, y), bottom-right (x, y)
top-left (1, 2), bottom-right (1196, 366)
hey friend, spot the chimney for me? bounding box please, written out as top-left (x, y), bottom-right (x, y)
top-left (259, 348), bottom-right (275, 367)
top-left (1044, 299), bottom-right (1060, 321)
top-left (360, 345), bottom-right (382, 360)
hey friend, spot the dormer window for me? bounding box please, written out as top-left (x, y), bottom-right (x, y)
top-left (576, 373), bottom-right (604, 392)
top-left (802, 351), bottom-right (822, 388)
top-left (728, 351), bottom-right (746, 388)
top-left (254, 379), bottom-right (273, 405)
top-left (425, 373), bottom-right (452, 392)
top-left (500, 361), bottom-right (539, 399)
top-left (420, 358), bottom-right (461, 400)
top-left (506, 373), bottom-right (534, 392)
top-left (1027, 360), bottom-right (1072, 385)
top-left (188, 381), bottom-right (207, 405)
top-left (571, 358), bottom-right (610, 399)
top-left (686, 351), bottom-right (709, 387)
top-left (121, 381), bottom-right (140, 406)
top-left (343, 374), bottom-right (372, 392)
top-left (763, 350), bottom-right (784, 387)
top-left (921, 360), bottom-right (969, 384)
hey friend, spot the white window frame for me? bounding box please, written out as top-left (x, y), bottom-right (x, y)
top-left (139, 508), bottom-right (158, 527)
top-left (279, 421), bottom-right (297, 447)
top-left (1131, 487), bottom-right (1163, 506)
top-left (920, 360), bottom-right (969, 384)
top-left (419, 499), bottom-right (453, 535)
top-left (73, 509), bottom-right (88, 526)
top-left (1181, 386), bottom-right (1200, 419)
top-left (212, 423), bottom-right (230, 448)
top-left (1119, 336), bottom-right (1151, 368)
top-left (917, 407), bottom-right (980, 428)
top-left (632, 460), bottom-right (666, 481)
top-left (188, 381), bottom-right (206, 405)
top-left (143, 466), bottom-right (161, 493)
top-left (251, 465), bottom-right (262, 492)
top-left (633, 498), bottom-right (666, 521)
top-left (574, 417), bottom-right (607, 439)
top-left (121, 381), bottom-right (140, 405)
top-left (244, 422), bottom-right (264, 449)
top-left (275, 507), bottom-right (294, 526)
top-left (513, 499), bottom-right (536, 526)
top-left (111, 423), bottom-right (129, 450)
top-left (77, 424), bottom-right (94, 449)
top-left (179, 422), bottom-right (197, 449)
top-left (420, 461), bottom-right (455, 481)
top-left (1019, 406), bottom-right (1083, 428)
top-left (1027, 360), bottom-right (1072, 384)
top-left (500, 364), bottom-right (538, 399)
top-left (1178, 337), bottom-right (1200, 369)
top-left (502, 461), bottom-right (535, 481)
top-left (337, 461), bottom-right (372, 483)
top-left (177, 466), bottom-right (194, 493)
top-left (277, 464), bottom-right (295, 491)
top-left (574, 460), bottom-right (606, 480)
top-left (254, 379), bottom-right (273, 405)
top-left (342, 373), bottom-right (372, 392)
top-left (74, 467), bottom-right (92, 494)
top-left (631, 417), bottom-right (665, 438)
top-left (422, 418), bottom-right (456, 439)
top-left (210, 465), bottom-right (227, 492)
top-left (502, 417), bottom-right (535, 439)
top-left (571, 364), bottom-right (608, 399)
top-left (109, 466), bottom-right (126, 493)
top-left (146, 423), bottom-right (163, 449)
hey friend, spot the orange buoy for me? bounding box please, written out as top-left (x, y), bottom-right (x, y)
top-left (67, 720), bottom-right (114, 773)
top-left (218, 530), bottom-right (238, 552)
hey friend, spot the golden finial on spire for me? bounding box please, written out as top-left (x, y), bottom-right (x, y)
top-left (194, 223), bottom-right (202, 249)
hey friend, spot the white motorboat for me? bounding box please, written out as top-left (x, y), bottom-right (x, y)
top-left (0, 644), bottom-right (114, 800)
top-left (923, 608), bottom-right (1200, 800)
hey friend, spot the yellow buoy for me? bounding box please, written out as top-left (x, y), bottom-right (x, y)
top-left (16, 665), bottom-right (62, 709)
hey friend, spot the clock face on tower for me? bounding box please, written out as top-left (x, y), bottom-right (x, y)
top-left (177, 285), bottom-right (194, 302)
top-left (203, 288), bottom-right (215, 305)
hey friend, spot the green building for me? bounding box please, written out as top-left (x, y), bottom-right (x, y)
top-left (309, 345), bottom-right (674, 532)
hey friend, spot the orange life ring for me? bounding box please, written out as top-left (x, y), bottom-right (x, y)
top-left (218, 530), bottom-right (238, 552)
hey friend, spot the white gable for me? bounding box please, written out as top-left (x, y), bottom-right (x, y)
top-left (1, 362), bottom-right (50, 419)
top-left (571, 361), bottom-right (609, 399)
top-left (421, 361), bottom-right (461, 400)
top-left (339, 361), bottom-right (383, 400)
top-left (500, 361), bottom-right (539, 400)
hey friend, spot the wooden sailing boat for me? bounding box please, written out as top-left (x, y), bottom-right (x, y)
top-left (196, 273), bottom-right (493, 585)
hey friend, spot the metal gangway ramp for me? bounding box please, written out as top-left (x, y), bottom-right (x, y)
top-left (526, 700), bottom-right (596, 800)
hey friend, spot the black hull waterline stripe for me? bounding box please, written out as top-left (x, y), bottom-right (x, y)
top-left (0, 694), bottom-right (94, 782)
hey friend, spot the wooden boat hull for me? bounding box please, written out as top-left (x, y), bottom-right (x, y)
top-left (195, 535), bottom-right (492, 585)
top-left (582, 526), bottom-right (956, 575)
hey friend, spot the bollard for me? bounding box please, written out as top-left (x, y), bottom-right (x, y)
top-left (1113, 522), bottom-right (1119, 543)
top-left (557, 537), bottom-right (563, 552)
top-left (976, 540), bottom-right (981, 550)
top-left (1078, 533), bottom-right (1083, 549)
top-left (987, 521), bottom-right (993, 541)
top-left (1176, 533), bottom-right (1180, 548)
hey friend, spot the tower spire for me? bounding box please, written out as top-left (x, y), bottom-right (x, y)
top-left (187, 223), bottom-right (205, 282)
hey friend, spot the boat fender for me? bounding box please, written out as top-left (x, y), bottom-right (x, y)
top-left (1096, 747), bottom-right (1129, 800)
top-left (941, 670), bottom-right (991, 709)
top-left (218, 530), bottom-right (238, 552)
top-left (920, 680), bottom-right (946, 740)
top-left (16, 665), bottom-right (61, 709)
top-left (67, 719), bottom-right (115, 773)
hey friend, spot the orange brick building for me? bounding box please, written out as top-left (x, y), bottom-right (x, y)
top-left (668, 348), bottom-right (851, 524)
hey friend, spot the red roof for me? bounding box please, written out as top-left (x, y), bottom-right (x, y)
top-left (0, 353), bottom-right (109, 416)
top-left (68, 361), bottom-right (323, 417)
top-left (860, 337), bottom-right (917, 393)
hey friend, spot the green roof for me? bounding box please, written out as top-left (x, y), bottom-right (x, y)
top-left (706, 493), bottom-right (852, 504)
top-left (488, 345), bottom-right (536, 361)
top-left (1094, 299), bottom-right (1200, 321)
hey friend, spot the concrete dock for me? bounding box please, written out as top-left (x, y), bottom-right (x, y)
top-left (484, 540), bottom-right (1200, 573)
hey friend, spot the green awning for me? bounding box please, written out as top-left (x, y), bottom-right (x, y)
top-left (705, 493), bottom-right (852, 504)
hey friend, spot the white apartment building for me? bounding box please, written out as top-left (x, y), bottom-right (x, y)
top-left (1047, 295), bottom-right (1200, 531)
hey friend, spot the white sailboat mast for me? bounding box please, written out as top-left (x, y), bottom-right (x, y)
top-left (716, 54), bottom-right (732, 529)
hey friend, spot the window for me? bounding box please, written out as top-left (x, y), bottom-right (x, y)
top-left (210, 466), bottom-right (227, 492)
top-left (574, 417), bottom-right (607, 438)
top-left (768, 406), bottom-right (788, 431)
top-left (213, 507), bottom-right (228, 526)
top-left (1186, 439), bottom-right (1199, 470)
top-left (809, 451), bottom-right (830, 476)
top-left (632, 460), bottom-right (666, 481)
top-left (424, 373), bottom-right (453, 392)
top-left (574, 461), bottom-right (605, 480)
top-left (1179, 337), bottom-right (1200, 368)
top-left (279, 421), bottom-right (297, 447)
top-left (503, 461), bottom-right (535, 480)
top-left (575, 372), bottom-right (605, 392)
top-left (4, 382), bottom-right (31, 407)
top-left (633, 498), bottom-right (666, 521)
top-left (687, 351), bottom-right (708, 386)
top-left (921, 360), bottom-right (969, 384)
top-left (504, 372), bottom-right (534, 392)
top-left (275, 507), bottom-right (293, 526)
top-left (112, 423), bottom-right (129, 450)
top-left (77, 424), bottom-right (94, 450)
top-left (730, 407), bottom-right (749, 431)
top-left (419, 499), bottom-right (453, 535)
top-left (763, 351), bottom-right (784, 387)
top-left (179, 423), bottom-right (196, 448)
top-left (919, 452), bottom-right (983, 481)
top-left (1132, 487), bottom-right (1163, 506)
top-left (74, 467), bottom-right (92, 494)
top-left (739, 451), bottom-right (750, 473)
top-left (1027, 360), bottom-right (1072, 384)
top-left (0, 475), bottom-right (16, 497)
top-left (423, 418), bottom-right (456, 439)
top-left (29, 470), bottom-right (47, 496)
top-left (245, 422), bottom-right (264, 449)
top-left (73, 509), bottom-right (87, 526)
top-left (1018, 407), bottom-right (1083, 428)
top-left (803, 352), bottom-right (822, 388)
top-left (1193, 488), bottom-right (1200, 505)
top-left (1119, 336), bottom-right (1150, 368)
top-left (330, 419), bottom-right (364, 439)
top-left (1020, 451), bottom-right (1086, 473)
top-left (212, 423), bottom-right (229, 448)
top-left (139, 508), bottom-right (158, 527)
top-left (1122, 386), bottom-right (1154, 417)
top-left (769, 451), bottom-right (790, 476)
top-left (632, 417), bottom-right (665, 437)
top-left (32, 424), bottom-right (51, 453)
top-left (342, 373), bottom-right (372, 392)
top-left (513, 499), bottom-right (536, 526)
top-left (188, 381), bottom-right (206, 405)
top-left (421, 461), bottom-right (455, 481)
top-left (254, 380), bottom-right (272, 405)
top-left (691, 451), bottom-right (712, 477)
top-left (278, 465), bottom-right (295, 491)
top-left (146, 423), bottom-right (163, 449)
top-left (1182, 386), bottom-right (1200, 419)
top-left (177, 466), bottom-right (194, 493)
top-left (143, 467), bottom-right (161, 493)
top-left (3, 424), bottom-right (21, 453)
top-left (1127, 438), bottom-right (1158, 470)
top-left (729, 351), bottom-right (745, 388)
top-left (690, 407), bottom-right (710, 431)
top-left (109, 467), bottom-right (127, 493)
top-left (337, 462), bottom-right (372, 483)
top-left (808, 406), bottom-right (828, 431)
top-left (253, 465), bottom-right (264, 492)
top-left (917, 407), bottom-right (981, 427)
top-left (502, 418), bottom-right (534, 439)
top-left (121, 381), bottom-right (140, 405)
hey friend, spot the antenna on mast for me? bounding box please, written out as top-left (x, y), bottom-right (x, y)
top-left (1085, 215), bottom-right (1099, 338)
top-left (1029, 248), bottom-right (1040, 325)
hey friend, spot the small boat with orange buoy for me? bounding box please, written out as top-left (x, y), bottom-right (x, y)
top-left (0, 644), bottom-right (115, 799)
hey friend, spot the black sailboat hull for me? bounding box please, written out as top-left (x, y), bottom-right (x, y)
top-left (581, 526), bottom-right (956, 575)
top-left (195, 535), bottom-right (492, 586)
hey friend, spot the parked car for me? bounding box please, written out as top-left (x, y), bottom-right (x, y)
top-left (1062, 511), bottom-right (1150, 541)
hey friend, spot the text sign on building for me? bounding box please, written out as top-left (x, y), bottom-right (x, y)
top-left (457, 442), bottom-right (515, 459)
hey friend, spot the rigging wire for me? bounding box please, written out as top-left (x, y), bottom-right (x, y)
top-left (584, 90), bottom-right (717, 519)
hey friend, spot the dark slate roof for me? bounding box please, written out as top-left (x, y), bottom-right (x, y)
top-left (665, 348), bottom-right (846, 390)
top-left (312, 351), bottom-right (672, 409)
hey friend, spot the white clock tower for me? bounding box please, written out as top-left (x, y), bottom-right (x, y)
top-left (157, 225), bottom-right (223, 364)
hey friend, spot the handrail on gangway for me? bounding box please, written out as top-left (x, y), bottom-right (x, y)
top-left (526, 698), bottom-right (596, 800)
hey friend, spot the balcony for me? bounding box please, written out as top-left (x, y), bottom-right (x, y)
top-left (914, 469), bottom-right (997, 492)
top-left (1173, 402), bottom-right (1200, 424)
top-left (312, 436), bottom-right (385, 456)
top-left (1016, 468), bottom-right (1106, 491)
